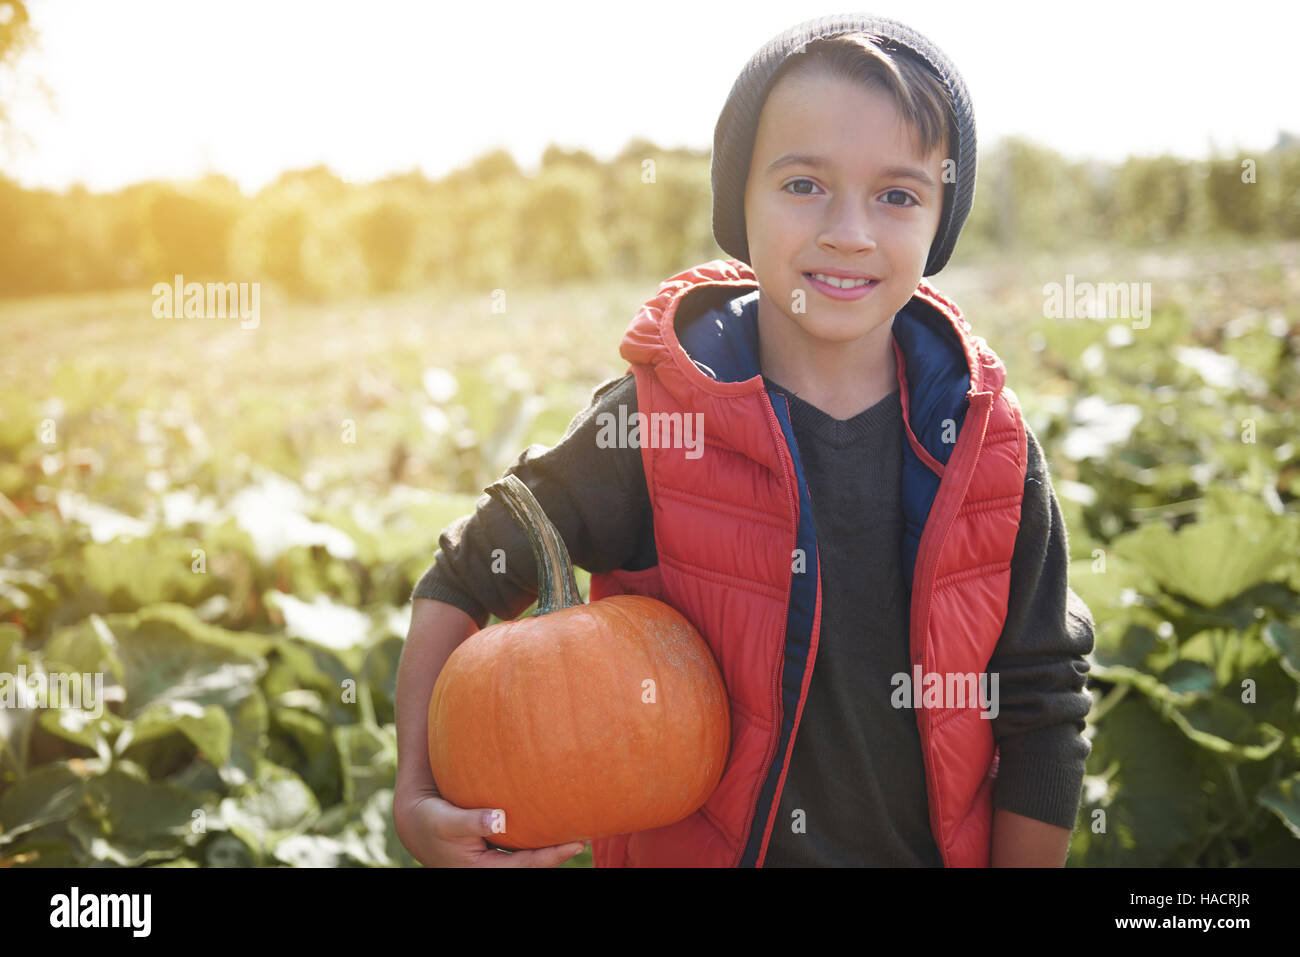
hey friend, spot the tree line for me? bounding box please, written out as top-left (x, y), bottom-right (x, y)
top-left (2, 135), bottom-right (1298, 300)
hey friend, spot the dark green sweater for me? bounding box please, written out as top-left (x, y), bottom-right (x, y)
top-left (413, 360), bottom-right (1095, 866)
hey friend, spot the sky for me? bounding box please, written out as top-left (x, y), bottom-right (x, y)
top-left (2, 0), bottom-right (1296, 195)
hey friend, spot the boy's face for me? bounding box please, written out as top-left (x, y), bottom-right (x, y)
top-left (742, 67), bottom-right (947, 358)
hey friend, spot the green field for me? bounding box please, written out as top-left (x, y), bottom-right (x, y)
top-left (3, 239), bottom-right (1300, 866)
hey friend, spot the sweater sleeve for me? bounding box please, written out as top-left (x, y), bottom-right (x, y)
top-left (985, 422), bottom-right (1096, 831)
top-left (409, 373), bottom-right (652, 628)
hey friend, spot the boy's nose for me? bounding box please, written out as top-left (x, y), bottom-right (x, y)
top-left (817, 217), bottom-right (878, 255)
top-left (816, 196), bottom-right (879, 253)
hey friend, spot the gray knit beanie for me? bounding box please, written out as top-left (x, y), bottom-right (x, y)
top-left (711, 14), bottom-right (976, 276)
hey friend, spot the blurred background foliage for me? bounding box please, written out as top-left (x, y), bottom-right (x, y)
top-left (3, 135), bottom-right (1300, 301)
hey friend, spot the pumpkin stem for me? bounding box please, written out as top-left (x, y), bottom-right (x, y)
top-left (484, 473), bottom-right (584, 616)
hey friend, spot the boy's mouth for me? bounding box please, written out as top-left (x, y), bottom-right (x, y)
top-left (803, 272), bottom-right (879, 289)
top-left (802, 272), bottom-right (881, 300)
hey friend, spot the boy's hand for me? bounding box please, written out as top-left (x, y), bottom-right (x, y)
top-left (394, 784), bottom-right (588, 867)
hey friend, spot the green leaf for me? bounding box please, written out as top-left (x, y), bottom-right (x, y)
top-left (0, 567), bottom-right (57, 620)
top-left (1158, 659), bottom-right (1216, 697)
top-left (117, 701), bottom-right (233, 768)
top-left (219, 688), bottom-right (269, 788)
top-left (264, 635), bottom-right (357, 727)
top-left (83, 766), bottom-right (213, 844)
top-left (40, 607), bottom-right (271, 786)
top-left (1073, 697), bottom-right (1211, 866)
top-left (1067, 553), bottom-right (1160, 626)
top-left (1176, 630), bottom-right (1235, 687)
top-left (327, 787), bottom-right (415, 867)
top-left (1160, 582), bottom-right (1300, 635)
top-left (1257, 771), bottom-right (1300, 840)
top-left (0, 626), bottom-right (42, 773)
top-left (314, 491), bottom-right (480, 569)
top-left (67, 814), bottom-right (189, 867)
top-left (43, 613), bottom-right (126, 686)
top-left (1262, 621), bottom-right (1300, 682)
top-left (218, 761), bottom-right (320, 856)
top-left (94, 604), bottom-right (270, 718)
top-left (1090, 622), bottom-right (1177, 693)
top-left (0, 820), bottom-right (84, 866)
top-left (361, 634), bottom-right (404, 726)
top-left (36, 708), bottom-right (123, 762)
top-left (55, 537), bottom-right (217, 612)
top-left (335, 721), bottom-right (396, 807)
top-left (1111, 516), bottom-right (1297, 608)
top-left (0, 762), bottom-right (87, 847)
top-left (269, 705), bottom-right (341, 805)
top-left (0, 694), bottom-right (37, 777)
top-left (1161, 695), bottom-right (1286, 760)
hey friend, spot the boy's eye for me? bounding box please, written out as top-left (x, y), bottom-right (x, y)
top-left (882, 189), bottom-right (917, 207)
top-left (783, 178), bottom-right (820, 195)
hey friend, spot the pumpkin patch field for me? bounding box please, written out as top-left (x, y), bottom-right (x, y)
top-left (2, 240), bottom-right (1300, 866)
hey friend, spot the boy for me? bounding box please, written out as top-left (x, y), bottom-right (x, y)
top-left (393, 14), bottom-right (1095, 867)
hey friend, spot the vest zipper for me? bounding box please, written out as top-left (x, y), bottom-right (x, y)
top-left (909, 391), bottom-right (994, 867)
top-left (746, 390), bottom-right (804, 867)
top-left (728, 391), bottom-right (800, 867)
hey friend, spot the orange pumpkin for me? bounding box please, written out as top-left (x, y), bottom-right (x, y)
top-left (427, 473), bottom-right (730, 850)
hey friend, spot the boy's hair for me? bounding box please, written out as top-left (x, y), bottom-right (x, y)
top-left (767, 34), bottom-right (953, 166)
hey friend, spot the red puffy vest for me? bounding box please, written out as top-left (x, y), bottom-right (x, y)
top-left (588, 260), bottom-right (1028, 867)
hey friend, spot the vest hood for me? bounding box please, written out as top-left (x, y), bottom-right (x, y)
top-left (617, 260), bottom-right (1008, 443)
